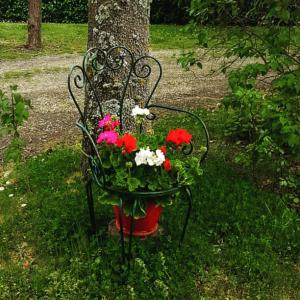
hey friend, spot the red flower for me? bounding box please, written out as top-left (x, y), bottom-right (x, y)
top-left (116, 133), bottom-right (137, 154)
top-left (163, 159), bottom-right (171, 172)
top-left (166, 128), bottom-right (192, 146)
top-left (159, 146), bottom-right (167, 154)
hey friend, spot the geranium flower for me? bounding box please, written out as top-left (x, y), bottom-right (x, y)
top-left (98, 115), bottom-right (111, 128)
top-left (159, 146), bottom-right (167, 154)
top-left (163, 159), bottom-right (171, 172)
top-left (116, 133), bottom-right (137, 154)
top-left (98, 114), bottom-right (120, 130)
top-left (134, 148), bottom-right (165, 166)
top-left (166, 128), bottom-right (192, 146)
top-left (97, 130), bottom-right (119, 145)
top-left (154, 149), bottom-right (165, 166)
top-left (135, 147), bottom-right (153, 166)
top-left (131, 105), bottom-right (150, 118)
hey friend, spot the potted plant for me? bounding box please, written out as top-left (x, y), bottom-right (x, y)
top-left (95, 106), bottom-right (204, 237)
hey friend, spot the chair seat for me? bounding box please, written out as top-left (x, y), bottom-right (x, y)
top-left (103, 185), bottom-right (182, 199)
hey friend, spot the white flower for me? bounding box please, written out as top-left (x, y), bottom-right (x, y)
top-left (135, 147), bottom-right (152, 166)
top-left (9, 194), bottom-right (14, 197)
top-left (147, 152), bottom-right (155, 166)
top-left (21, 203), bottom-right (27, 208)
top-left (131, 105), bottom-right (150, 118)
top-left (0, 187), bottom-right (4, 191)
top-left (153, 149), bottom-right (165, 166)
top-left (6, 181), bottom-right (11, 185)
top-left (134, 148), bottom-right (165, 167)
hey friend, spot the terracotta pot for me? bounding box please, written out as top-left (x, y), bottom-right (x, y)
top-left (113, 201), bottom-right (163, 237)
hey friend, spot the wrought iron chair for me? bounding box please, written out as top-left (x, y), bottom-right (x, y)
top-left (68, 46), bottom-right (209, 264)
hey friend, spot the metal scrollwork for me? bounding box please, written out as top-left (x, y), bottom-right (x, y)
top-left (106, 46), bottom-right (134, 71)
top-left (68, 46), bottom-right (210, 258)
top-left (133, 55), bottom-right (162, 107)
top-left (68, 65), bottom-right (86, 123)
top-left (146, 112), bottom-right (156, 121)
top-left (68, 45), bottom-right (210, 165)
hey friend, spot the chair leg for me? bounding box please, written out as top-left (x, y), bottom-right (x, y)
top-left (118, 199), bottom-right (137, 270)
top-left (127, 200), bottom-right (137, 269)
top-left (180, 186), bottom-right (192, 245)
top-left (86, 179), bottom-right (96, 234)
top-left (118, 198), bottom-right (126, 265)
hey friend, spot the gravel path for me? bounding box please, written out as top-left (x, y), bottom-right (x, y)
top-left (0, 50), bottom-right (227, 162)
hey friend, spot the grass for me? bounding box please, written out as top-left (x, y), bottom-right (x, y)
top-left (1, 22), bottom-right (299, 61)
top-left (0, 111), bottom-right (299, 299)
top-left (0, 23), bottom-right (197, 60)
top-left (0, 66), bottom-right (68, 80)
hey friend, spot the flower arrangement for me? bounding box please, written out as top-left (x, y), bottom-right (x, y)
top-left (96, 105), bottom-right (203, 218)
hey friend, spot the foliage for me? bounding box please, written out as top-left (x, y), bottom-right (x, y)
top-left (0, 85), bottom-right (31, 137)
top-left (3, 137), bottom-right (25, 163)
top-left (181, 0), bottom-right (300, 200)
top-left (151, 0), bottom-right (190, 24)
top-left (0, 135), bottom-right (299, 298)
top-left (0, 0), bottom-right (87, 23)
top-left (0, 86), bottom-right (31, 163)
top-left (189, 0), bottom-right (300, 25)
top-left (94, 112), bottom-right (203, 218)
top-left (0, 0), bottom-right (189, 24)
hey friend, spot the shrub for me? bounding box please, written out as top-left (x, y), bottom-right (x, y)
top-left (180, 1), bottom-right (300, 201)
top-left (0, 0), bottom-right (189, 24)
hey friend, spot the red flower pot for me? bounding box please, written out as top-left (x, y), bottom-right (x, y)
top-left (114, 201), bottom-right (163, 237)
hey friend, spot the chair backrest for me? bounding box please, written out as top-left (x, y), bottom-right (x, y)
top-left (68, 46), bottom-right (209, 188)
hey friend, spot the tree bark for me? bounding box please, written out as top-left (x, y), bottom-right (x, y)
top-left (85, 0), bottom-right (151, 131)
top-left (27, 0), bottom-right (42, 49)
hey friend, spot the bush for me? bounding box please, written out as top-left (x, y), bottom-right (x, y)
top-left (180, 1), bottom-right (300, 201)
top-left (0, 0), bottom-right (87, 23)
top-left (189, 0), bottom-right (300, 25)
top-left (150, 0), bottom-right (190, 24)
top-left (0, 0), bottom-right (189, 24)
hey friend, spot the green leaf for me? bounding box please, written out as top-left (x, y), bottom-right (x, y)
top-left (127, 177), bottom-right (141, 192)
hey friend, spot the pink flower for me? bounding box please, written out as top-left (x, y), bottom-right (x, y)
top-left (97, 130), bottom-right (119, 145)
top-left (98, 115), bottom-right (120, 130)
top-left (98, 115), bottom-right (111, 128)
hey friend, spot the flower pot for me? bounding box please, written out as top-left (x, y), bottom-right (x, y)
top-left (114, 201), bottom-right (163, 237)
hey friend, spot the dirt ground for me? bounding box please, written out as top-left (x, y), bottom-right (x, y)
top-left (0, 50), bottom-right (227, 162)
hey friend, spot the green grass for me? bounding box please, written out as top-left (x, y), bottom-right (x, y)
top-left (1, 23), bottom-right (299, 61)
top-left (0, 112), bottom-right (299, 299)
top-left (0, 23), bottom-right (197, 60)
top-left (0, 66), bottom-right (68, 80)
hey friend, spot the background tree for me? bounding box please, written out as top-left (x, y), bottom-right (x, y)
top-left (181, 0), bottom-right (300, 199)
top-left (26, 0), bottom-right (42, 49)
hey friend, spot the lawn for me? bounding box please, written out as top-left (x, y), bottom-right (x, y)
top-left (0, 23), bottom-right (197, 60)
top-left (0, 21), bottom-right (299, 299)
top-left (0, 111), bottom-right (299, 299)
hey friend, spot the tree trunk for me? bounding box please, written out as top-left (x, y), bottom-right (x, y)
top-left (87, 0), bottom-right (150, 51)
top-left (85, 0), bottom-right (150, 131)
top-left (82, 0), bottom-right (151, 185)
top-left (27, 0), bottom-right (42, 49)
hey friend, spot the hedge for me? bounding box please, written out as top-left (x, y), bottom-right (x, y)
top-left (0, 0), bottom-right (189, 24)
